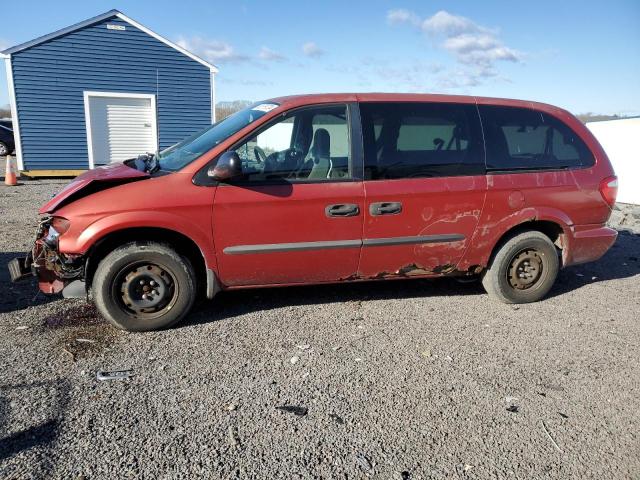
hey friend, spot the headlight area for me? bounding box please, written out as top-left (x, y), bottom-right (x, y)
top-left (31, 216), bottom-right (85, 294)
top-left (43, 216), bottom-right (71, 248)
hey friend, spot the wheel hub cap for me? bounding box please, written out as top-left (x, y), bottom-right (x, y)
top-left (119, 264), bottom-right (175, 316)
top-left (508, 249), bottom-right (544, 290)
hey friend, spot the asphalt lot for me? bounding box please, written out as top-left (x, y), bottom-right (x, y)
top-left (0, 179), bottom-right (639, 479)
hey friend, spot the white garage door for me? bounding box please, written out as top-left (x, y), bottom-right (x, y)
top-left (85, 92), bottom-right (158, 166)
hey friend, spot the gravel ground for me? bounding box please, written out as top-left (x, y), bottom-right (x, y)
top-left (0, 180), bottom-right (639, 479)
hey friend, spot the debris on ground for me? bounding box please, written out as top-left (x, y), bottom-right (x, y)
top-left (62, 348), bottom-right (76, 362)
top-left (275, 405), bottom-right (308, 416)
top-left (541, 420), bottom-right (562, 452)
top-left (394, 471), bottom-right (411, 480)
top-left (328, 413), bottom-right (345, 425)
top-left (227, 425), bottom-right (241, 447)
top-left (75, 338), bottom-right (96, 343)
top-left (96, 369), bottom-right (134, 381)
top-left (355, 452), bottom-right (373, 472)
top-left (558, 412), bottom-right (569, 419)
top-left (506, 405), bottom-right (519, 413)
top-left (420, 349), bottom-right (432, 358)
top-left (297, 344), bottom-right (311, 351)
top-left (225, 403), bottom-right (238, 412)
top-left (289, 356), bottom-right (299, 365)
top-left (15, 325), bottom-right (27, 330)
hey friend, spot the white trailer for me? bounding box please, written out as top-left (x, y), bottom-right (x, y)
top-left (587, 118), bottom-right (640, 205)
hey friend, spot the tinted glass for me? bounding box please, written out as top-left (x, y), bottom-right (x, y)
top-left (479, 105), bottom-right (594, 171)
top-left (360, 102), bottom-right (484, 179)
top-left (233, 105), bottom-right (351, 182)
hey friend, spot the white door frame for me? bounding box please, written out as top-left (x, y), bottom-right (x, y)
top-left (83, 91), bottom-right (158, 169)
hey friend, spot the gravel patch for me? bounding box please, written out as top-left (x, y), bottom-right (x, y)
top-left (1, 180), bottom-right (639, 479)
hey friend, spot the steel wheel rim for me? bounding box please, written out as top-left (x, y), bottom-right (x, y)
top-left (507, 248), bottom-right (544, 290)
top-left (0, 144), bottom-right (7, 156)
top-left (114, 262), bottom-right (178, 319)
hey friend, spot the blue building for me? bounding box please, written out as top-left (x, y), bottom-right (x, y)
top-left (1, 10), bottom-right (218, 173)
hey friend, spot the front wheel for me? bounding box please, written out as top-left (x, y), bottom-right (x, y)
top-left (92, 242), bottom-right (196, 331)
top-left (482, 231), bottom-right (559, 304)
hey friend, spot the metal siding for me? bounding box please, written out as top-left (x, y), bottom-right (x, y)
top-left (11, 16), bottom-right (211, 170)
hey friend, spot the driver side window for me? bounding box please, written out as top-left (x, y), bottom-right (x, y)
top-left (234, 105), bottom-right (352, 182)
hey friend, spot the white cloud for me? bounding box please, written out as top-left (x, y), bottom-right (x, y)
top-left (302, 42), bottom-right (324, 58)
top-left (387, 9), bottom-right (420, 27)
top-left (421, 10), bottom-right (488, 36)
top-left (176, 36), bottom-right (249, 64)
top-left (258, 46), bottom-right (287, 62)
top-left (387, 9), bottom-right (522, 87)
top-left (0, 39), bottom-right (12, 52)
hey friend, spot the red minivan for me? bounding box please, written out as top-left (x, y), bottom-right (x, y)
top-left (9, 94), bottom-right (618, 331)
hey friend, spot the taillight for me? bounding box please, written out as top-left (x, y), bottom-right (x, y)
top-left (599, 176), bottom-right (618, 207)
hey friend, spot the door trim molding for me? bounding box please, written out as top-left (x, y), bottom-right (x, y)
top-left (362, 234), bottom-right (464, 247)
top-left (83, 91), bottom-right (158, 169)
top-left (223, 234), bottom-right (465, 255)
top-left (224, 239), bottom-right (362, 255)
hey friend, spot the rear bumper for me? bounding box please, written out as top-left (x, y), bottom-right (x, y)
top-left (565, 225), bottom-right (617, 266)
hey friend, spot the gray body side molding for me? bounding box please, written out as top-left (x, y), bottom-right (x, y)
top-left (223, 234), bottom-right (465, 256)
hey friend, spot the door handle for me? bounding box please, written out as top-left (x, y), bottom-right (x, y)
top-left (325, 203), bottom-right (360, 217)
top-left (369, 202), bottom-right (402, 216)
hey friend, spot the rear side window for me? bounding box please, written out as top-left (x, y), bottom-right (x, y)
top-left (360, 102), bottom-right (484, 179)
top-left (479, 105), bottom-right (594, 171)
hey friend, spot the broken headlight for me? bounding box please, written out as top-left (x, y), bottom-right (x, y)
top-left (43, 217), bottom-right (71, 248)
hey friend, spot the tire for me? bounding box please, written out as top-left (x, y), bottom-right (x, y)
top-left (482, 230), bottom-right (559, 304)
top-left (92, 241), bottom-right (196, 331)
top-left (0, 142), bottom-right (9, 156)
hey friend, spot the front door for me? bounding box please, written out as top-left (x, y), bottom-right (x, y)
top-left (357, 101), bottom-right (487, 278)
top-left (212, 104), bottom-right (364, 286)
top-left (85, 92), bottom-right (158, 167)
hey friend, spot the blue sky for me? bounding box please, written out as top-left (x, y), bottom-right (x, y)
top-left (2, 0), bottom-right (639, 115)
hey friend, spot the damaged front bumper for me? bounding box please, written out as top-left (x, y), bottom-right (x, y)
top-left (9, 217), bottom-right (87, 298)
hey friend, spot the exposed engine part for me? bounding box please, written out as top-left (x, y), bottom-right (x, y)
top-left (31, 217), bottom-right (85, 280)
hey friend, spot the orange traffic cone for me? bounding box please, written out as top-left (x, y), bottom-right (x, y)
top-left (5, 155), bottom-right (17, 186)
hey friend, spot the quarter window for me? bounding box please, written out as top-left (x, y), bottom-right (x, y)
top-left (479, 105), bottom-right (594, 171)
top-left (360, 102), bottom-right (484, 179)
top-left (233, 105), bottom-right (351, 182)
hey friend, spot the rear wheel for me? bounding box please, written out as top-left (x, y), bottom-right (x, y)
top-left (482, 231), bottom-right (559, 304)
top-left (0, 142), bottom-right (9, 156)
top-left (93, 242), bottom-right (196, 331)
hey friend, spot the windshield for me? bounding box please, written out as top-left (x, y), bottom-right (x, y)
top-left (157, 102), bottom-right (279, 171)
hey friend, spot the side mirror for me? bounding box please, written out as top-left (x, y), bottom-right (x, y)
top-left (208, 151), bottom-right (242, 181)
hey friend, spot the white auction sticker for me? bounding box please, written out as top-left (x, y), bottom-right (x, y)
top-left (251, 103), bottom-right (279, 113)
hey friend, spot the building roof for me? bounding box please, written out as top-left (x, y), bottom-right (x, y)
top-left (1, 9), bottom-right (218, 73)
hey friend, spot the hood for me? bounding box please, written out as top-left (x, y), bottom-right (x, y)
top-left (39, 162), bottom-right (149, 214)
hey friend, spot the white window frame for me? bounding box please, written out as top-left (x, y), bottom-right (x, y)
top-left (3, 55), bottom-right (24, 170)
top-left (83, 91), bottom-right (158, 169)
